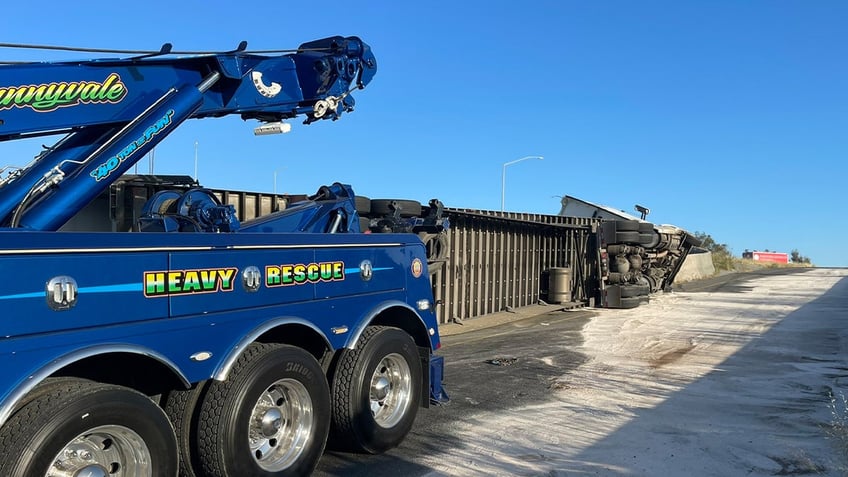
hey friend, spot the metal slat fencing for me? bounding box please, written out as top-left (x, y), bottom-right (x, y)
top-left (432, 209), bottom-right (600, 324)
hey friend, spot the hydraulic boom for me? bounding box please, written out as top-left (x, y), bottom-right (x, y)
top-left (0, 36), bottom-right (376, 230)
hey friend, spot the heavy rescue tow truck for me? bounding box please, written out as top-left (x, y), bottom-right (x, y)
top-left (0, 36), bottom-right (446, 476)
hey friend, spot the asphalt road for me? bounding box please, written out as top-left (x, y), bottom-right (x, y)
top-left (671, 266), bottom-right (811, 293)
top-left (315, 268), bottom-right (827, 476)
top-left (314, 306), bottom-right (593, 476)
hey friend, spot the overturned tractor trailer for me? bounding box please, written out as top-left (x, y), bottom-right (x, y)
top-left (557, 195), bottom-right (701, 309)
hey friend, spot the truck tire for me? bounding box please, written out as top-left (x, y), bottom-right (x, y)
top-left (164, 382), bottom-right (210, 477)
top-left (330, 326), bottom-right (422, 454)
top-left (638, 222), bottom-right (654, 233)
top-left (615, 220), bottom-right (640, 232)
top-left (641, 232), bottom-right (660, 248)
top-left (359, 217), bottom-right (372, 233)
top-left (370, 199), bottom-right (423, 218)
top-left (615, 231), bottom-right (641, 244)
top-left (419, 232), bottom-right (449, 265)
top-left (0, 379), bottom-right (178, 477)
top-left (10, 376), bottom-right (83, 413)
top-left (618, 296), bottom-right (644, 309)
top-left (196, 343), bottom-right (330, 476)
top-left (620, 284), bottom-right (650, 298)
top-left (355, 196), bottom-right (372, 216)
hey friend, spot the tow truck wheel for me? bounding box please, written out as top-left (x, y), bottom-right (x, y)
top-left (163, 382), bottom-right (210, 477)
top-left (196, 343), bottom-right (330, 476)
top-left (0, 379), bottom-right (178, 477)
top-left (330, 326), bottom-right (422, 454)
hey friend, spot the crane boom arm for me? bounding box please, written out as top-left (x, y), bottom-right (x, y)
top-left (0, 36), bottom-right (376, 230)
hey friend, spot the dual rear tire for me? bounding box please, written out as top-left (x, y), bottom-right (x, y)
top-left (330, 326), bottom-right (423, 454)
top-left (165, 343), bottom-right (330, 477)
top-left (194, 343), bottom-right (330, 477)
top-left (0, 328), bottom-right (423, 476)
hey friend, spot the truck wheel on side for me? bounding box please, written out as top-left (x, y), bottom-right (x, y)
top-left (196, 343), bottom-right (330, 477)
top-left (9, 376), bottom-right (84, 412)
top-left (620, 284), bottom-right (650, 298)
top-left (164, 382), bottom-right (210, 477)
top-left (359, 217), bottom-right (372, 233)
top-left (330, 326), bottom-right (422, 454)
top-left (355, 196), bottom-right (372, 217)
top-left (641, 231), bottom-right (660, 248)
top-left (370, 199), bottom-right (423, 218)
top-left (0, 379), bottom-right (178, 477)
top-left (615, 220), bottom-right (640, 232)
top-left (615, 231), bottom-right (641, 245)
top-left (618, 296), bottom-right (644, 309)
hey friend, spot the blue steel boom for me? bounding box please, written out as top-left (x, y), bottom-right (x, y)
top-left (0, 36), bottom-right (375, 230)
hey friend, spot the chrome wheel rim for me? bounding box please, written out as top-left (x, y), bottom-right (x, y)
top-left (248, 378), bottom-right (313, 472)
top-left (369, 353), bottom-right (412, 428)
top-left (47, 425), bottom-right (151, 477)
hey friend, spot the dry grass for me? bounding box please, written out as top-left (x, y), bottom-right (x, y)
top-left (731, 258), bottom-right (815, 272)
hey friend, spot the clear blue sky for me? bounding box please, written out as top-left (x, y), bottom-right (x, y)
top-left (2, 1), bottom-right (846, 266)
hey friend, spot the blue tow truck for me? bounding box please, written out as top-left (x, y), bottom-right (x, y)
top-left (0, 36), bottom-right (445, 476)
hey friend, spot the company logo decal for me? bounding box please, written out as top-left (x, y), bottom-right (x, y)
top-left (144, 268), bottom-right (237, 297)
top-left (411, 258), bottom-right (424, 278)
top-left (0, 73), bottom-right (127, 112)
top-left (266, 261), bottom-right (345, 287)
top-left (251, 71), bottom-right (282, 98)
top-left (91, 109), bottom-right (175, 182)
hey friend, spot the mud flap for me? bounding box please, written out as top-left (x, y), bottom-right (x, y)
top-left (429, 354), bottom-right (450, 405)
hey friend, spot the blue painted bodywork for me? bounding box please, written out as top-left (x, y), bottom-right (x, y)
top-left (0, 36), bottom-right (445, 426)
top-left (0, 230), bottom-right (440, 425)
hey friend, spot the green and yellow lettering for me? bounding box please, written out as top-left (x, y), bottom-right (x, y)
top-left (218, 268), bottom-right (236, 291)
top-left (200, 270), bottom-right (217, 290)
top-left (281, 265), bottom-right (294, 285)
top-left (168, 271), bottom-right (183, 293)
top-left (307, 263), bottom-right (320, 281)
top-left (320, 263), bottom-right (333, 280)
top-left (293, 264), bottom-right (306, 283)
top-left (183, 270), bottom-right (201, 292)
top-left (145, 272), bottom-right (166, 295)
top-left (266, 265), bottom-right (281, 286)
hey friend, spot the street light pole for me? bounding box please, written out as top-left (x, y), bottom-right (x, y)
top-left (501, 155), bottom-right (543, 211)
top-left (194, 141), bottom-right (198, 182)
top-left (273, 167), bottom-right (286, 194)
